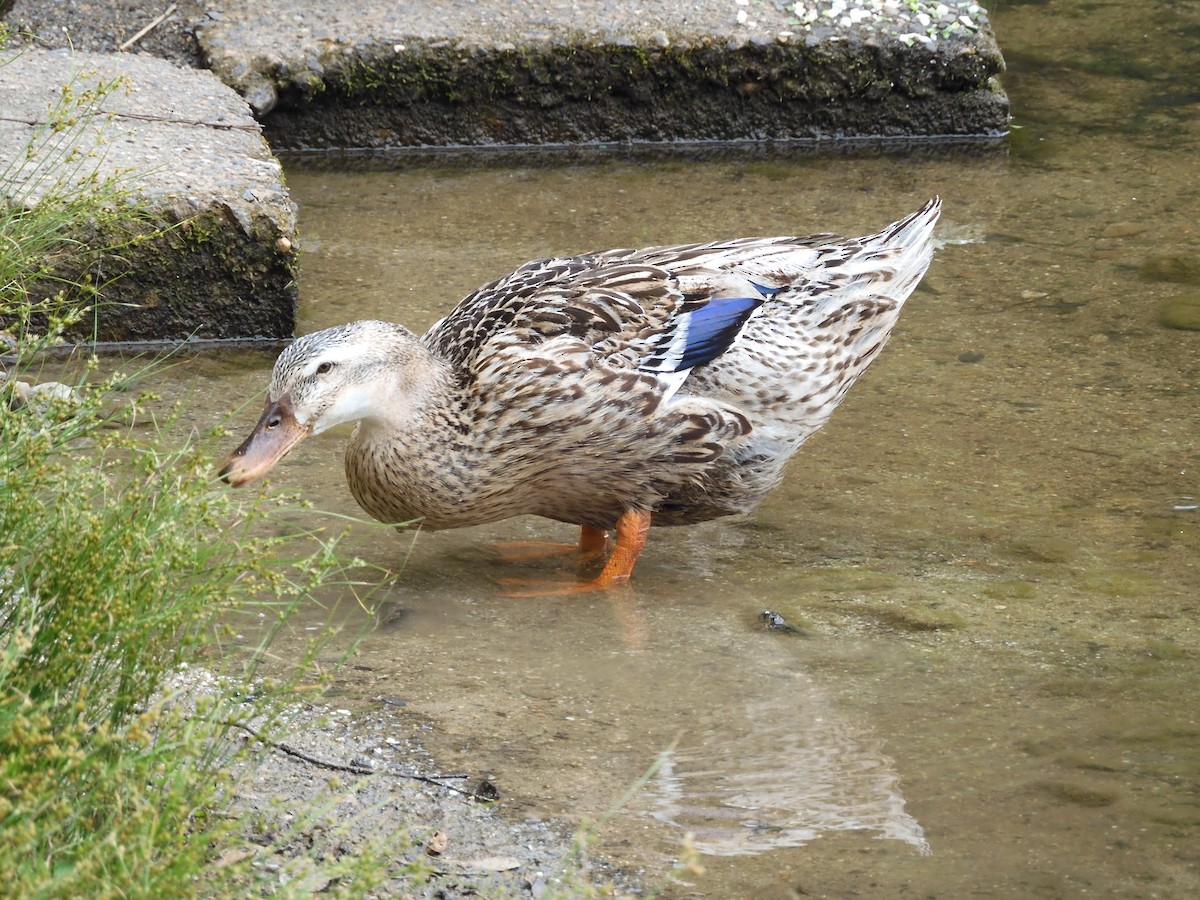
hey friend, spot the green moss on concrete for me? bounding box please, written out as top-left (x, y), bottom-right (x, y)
top-left (260, 33), bottom-right (1008, 149)
top-left (56, 208), bottom-right (298, 343)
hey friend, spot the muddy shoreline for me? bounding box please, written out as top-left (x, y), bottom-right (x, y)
top-left (170, 666), bottom-right (628, 897)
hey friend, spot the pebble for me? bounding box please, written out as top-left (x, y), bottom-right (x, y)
top-left (11, 380), bottom-right (81, 411)
top-left (1100, 222), bottom-right (1148, 239)
top-left (1141, 255), bottom-right (1200, 285)
top-left (1158, 295), bottom-right (1200, 331)
top-left (786, 0), bottom-right (984, 39)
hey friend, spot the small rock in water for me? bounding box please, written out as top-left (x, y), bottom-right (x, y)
top-left (11, 380), bottom-right (81, 411)
top-left (1141, 255), bottom-right (1200, 285)
top-left (472, 779), bottom-right (501, 802)
top-left (1035, 779), bottom-right (1119, 807)
top-left (1100, 222), bottom-right (1148, 238)
top-left (1158, 294), bottom-right (1200, 331)
top-left (958, 350), bottom-right (985, 363)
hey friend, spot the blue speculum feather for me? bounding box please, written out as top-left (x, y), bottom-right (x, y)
top-left (749, 281), bottom-right (785, 297)
top-left (676, 295), bottom-right (762, 371)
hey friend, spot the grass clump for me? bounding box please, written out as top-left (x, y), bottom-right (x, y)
top-left (0, 50), bottom-right (401, 898)
top-left (0, 374), bottom-right (397, 896)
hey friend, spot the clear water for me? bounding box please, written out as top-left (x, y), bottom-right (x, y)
top-left (151, 0), bottom-right (1200, 894)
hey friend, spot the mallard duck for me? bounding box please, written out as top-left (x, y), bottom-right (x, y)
top-left (221, 198), bottom-right (940, 592)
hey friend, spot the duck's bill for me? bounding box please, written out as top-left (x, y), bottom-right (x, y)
top-left (219, 396), bottom-right (309, 487)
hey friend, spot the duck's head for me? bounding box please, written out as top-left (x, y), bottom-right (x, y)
top-left (220, 320), bottom-right (426, 487)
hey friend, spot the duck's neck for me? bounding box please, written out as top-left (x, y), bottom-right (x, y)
top-left (359, 345), bottom-right (462, 437)
top-left (343, 350), bottom-right (486, 529)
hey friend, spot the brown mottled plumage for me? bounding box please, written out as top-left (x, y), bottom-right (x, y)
top-left (221, 199), bottom-right (940, 591)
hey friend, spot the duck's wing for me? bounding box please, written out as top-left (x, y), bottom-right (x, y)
top-left (422, 198), bottom-right (941, 391)
top-left (423, 253), bottom-right (775, 395)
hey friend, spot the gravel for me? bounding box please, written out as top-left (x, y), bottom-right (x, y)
top-left (4, 0), bottom-right (206, 67)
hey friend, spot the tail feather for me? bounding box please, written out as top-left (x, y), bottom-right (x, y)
top-left (683, 198), bottom-right (941, 296)
top-left (802, 197), bottom-right (940, 285)
top-left (866, 196), bottom-right (940, 288)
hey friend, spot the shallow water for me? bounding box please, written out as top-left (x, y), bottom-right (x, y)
top-left (152, 0), bottom-right (1199, 894)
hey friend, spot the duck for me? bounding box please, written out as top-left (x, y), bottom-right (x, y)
top-left (221, 198), bottom-right (940, 593)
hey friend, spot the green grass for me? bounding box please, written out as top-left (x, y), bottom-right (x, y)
top-left (0, 48), bottom-right (404, 897)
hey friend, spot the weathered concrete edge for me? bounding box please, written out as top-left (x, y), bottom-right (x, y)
top-left (262, 40), bottom-right (1008, 150)
top-left (0, 47), bottom-right (298, 343)
top-left (198, 19), bottom-right (1008, 149)
top-left (79, 199), bottom-right (299, 343)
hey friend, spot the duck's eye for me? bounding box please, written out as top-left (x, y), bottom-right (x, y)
top-left (315, 361), bottom-right (334, 376)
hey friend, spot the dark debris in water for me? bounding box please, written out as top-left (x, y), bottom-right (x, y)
top-left (471, 779), bottom-right (501, 802)
top-left (760, 609), bottom-right (805, 636)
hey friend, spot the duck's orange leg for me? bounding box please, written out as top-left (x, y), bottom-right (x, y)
top-left (499, 509), bottom-right (652, 596)
top-left (589, 509), bottom-right (651, 589)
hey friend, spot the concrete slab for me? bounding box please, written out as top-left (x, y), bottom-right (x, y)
top-left (1, 1), bottom-right (1006, 343)
top-left (196, 0), bottom-right (1007, 150)
top-left (0, 46), bottom-right (297, 342)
